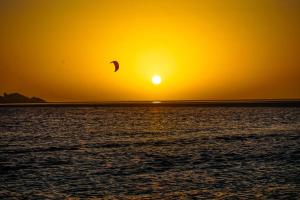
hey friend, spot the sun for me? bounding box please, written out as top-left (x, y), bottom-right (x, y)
top-left (152, 75), bottom-right (161, 85)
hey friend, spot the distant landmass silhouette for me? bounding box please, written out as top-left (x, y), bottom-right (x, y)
top-left (0, 93), bottom-right (46, 103)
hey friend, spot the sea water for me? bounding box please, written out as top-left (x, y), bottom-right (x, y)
top-left (0, 106), bottom-right (299, 199)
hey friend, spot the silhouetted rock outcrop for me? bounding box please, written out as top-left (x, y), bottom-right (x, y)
top-left (0, 93), bottom-right (46, 103)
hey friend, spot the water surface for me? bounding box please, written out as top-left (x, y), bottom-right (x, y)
top-left (0, 106), bottom-right (299, 199)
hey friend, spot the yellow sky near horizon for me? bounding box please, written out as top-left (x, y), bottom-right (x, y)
top-left (0, 0), bottom-right (299, 101)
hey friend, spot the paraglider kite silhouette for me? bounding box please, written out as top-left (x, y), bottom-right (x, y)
top-left (110, 61), bottom-right (119, 72)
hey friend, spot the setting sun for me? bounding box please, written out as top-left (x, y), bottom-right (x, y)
top-left (152, 75), bottom-right (162, 85)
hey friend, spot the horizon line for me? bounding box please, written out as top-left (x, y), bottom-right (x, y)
top-left (41, 98), bottom-right (300, 104)
top-left (1, 99), bottom-right (300, 107)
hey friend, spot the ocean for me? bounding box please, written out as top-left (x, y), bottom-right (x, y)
top-left (0, 106), bottom-right (299, 199)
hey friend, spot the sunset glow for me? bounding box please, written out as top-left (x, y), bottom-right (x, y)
top-left (0, 0), bottom-right (299, 101)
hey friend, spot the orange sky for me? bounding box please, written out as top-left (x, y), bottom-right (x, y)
top-left (0, 0), bottom-right (299, 101)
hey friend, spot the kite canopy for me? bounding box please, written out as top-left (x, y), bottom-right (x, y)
top-left (110, 61), bottom-right (119, 72)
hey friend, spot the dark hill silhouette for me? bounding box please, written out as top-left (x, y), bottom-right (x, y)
top-left (0, 92), bottom-right (46, 103)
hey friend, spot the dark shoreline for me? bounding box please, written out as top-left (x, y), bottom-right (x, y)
top-left (1, 100), bottom-right (300, 107)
